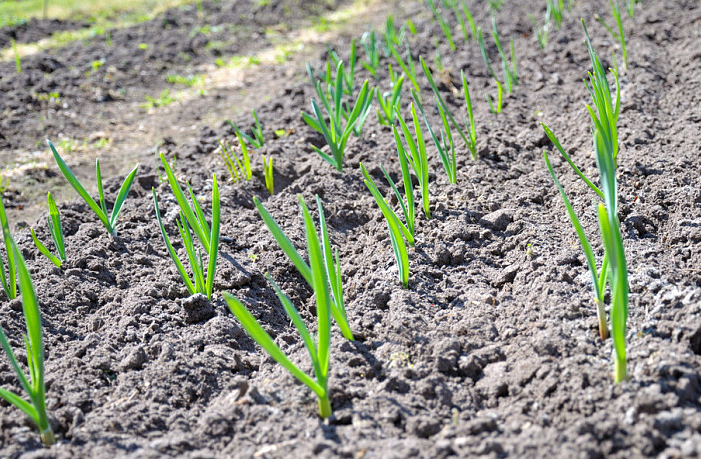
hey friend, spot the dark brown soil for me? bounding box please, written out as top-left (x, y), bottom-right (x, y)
top-left (1, 0), bottom-right (700, 458)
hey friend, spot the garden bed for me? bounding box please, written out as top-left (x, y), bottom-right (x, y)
top-left (1, 0), bottom-right (700, 458)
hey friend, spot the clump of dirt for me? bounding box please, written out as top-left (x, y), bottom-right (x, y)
top-left (1, 0), bottom-right (700, 458)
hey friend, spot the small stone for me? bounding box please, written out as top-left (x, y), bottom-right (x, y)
top-left (180, 293), bottom-right (215, 324)
top-left (406, 415), bottom-right (442, 438)
top-left (119, 345), bottom-right (148, 371)
top-left (479, 209), bottom-right (513, 232)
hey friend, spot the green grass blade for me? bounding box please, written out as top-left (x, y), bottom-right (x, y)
top-left (461, 70), bottom-right (477, 158)
top-left (263, 155), bottom-right (274, 195)
top-left (0, 327), bottom-right (33, 400)
top-left (11, 239), bottom-right (53, 444)
top-left (177, 215), bottom-right (204, 294)
top-left (419, 58), bottom-right (470, 147)
top-left (597, 204), bottom-right (628, 383)
top-left (253, 197), bottom-right (312, 285)
top-left (48, 140), bottom-right (112, 234)
top-left (96, 159), bottom-right (108, 217)
top-left (252, 109), bottom-right (264, 147)
top-left (543, 151), bottom-right (602, 303)
top-left (541, 123), bottom-right (604, 200)
top-left (235, 133), bottom-right (252, 180)
top-left (205, 174), bottom-right (220, 299)
top-left (388, 224), bottom-right (409, 288)
top-left (186, 182), bottom-right (211, 241)
top-left (360, 163), bottom-right (414, 246)
top-left (0, 196), bottom-right (17, 299)
top-left (316, 196), bottom-right (353, 341)
top-left (47, 193), bottom-right (65, 261)
top-left (477, 28), bottom-right (497, 80)
top-left (265, 275), bottom-right (320, 375)
top-left (160, 153), bottom-right (210, 253)
top-left (297, 196), bottom-right (331, 381)
top-left (30, 229), bottom-right (62, 269)
top-left (0, 388), bottom-right (38, 425)
top-left (109, 163), bottom-right (139, 231)
top-left (224, 293), bottom-right (326, 398)
top-left (152, 188), bottom-right (196, 295)
top-left (390, 43), bottom-right (420, 93)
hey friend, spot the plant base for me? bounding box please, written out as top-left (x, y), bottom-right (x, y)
top-left (318, 395), bottom-right (332, 419)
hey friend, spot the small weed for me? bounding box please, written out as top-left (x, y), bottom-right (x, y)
top-left (165, 74), bottom-right (204, 87)
top-left (141, 90), bottom-right (176, 110)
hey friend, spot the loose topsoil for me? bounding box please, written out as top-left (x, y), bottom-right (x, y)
top-left (1, 0), bottom-right (701, 458)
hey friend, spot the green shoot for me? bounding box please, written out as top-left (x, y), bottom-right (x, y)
top-left (486, 79), bottom-right (504, 114)
top-left (360, 30), bottom-right (381, 77)
top-left (156, 148), bottom-right (176, 184)
top-left (477, 27), bottom-right (497, 81)
top-left (48, 139), bottom-right (138, 238)
top-left (459, 2), bottom-right (478, 41)
top-left (433, 38), bottom-right (444, 73)
top-left (11, 38), bottom-right (21, 74)
top-left (584, 20), bottom-right (621, 169)
top-left (543, 150), bottom-right (608, 340)
top-left (627, 0), bottom-right (639, 18)
top-left (597, 200), bottom-right (628, 383)
top-left (413, 94), bottom-right (457, 184)
top-left (225, 195), bottom-right (337, 418)
top-left (263, 155), bottom-right (274, 195)
top-left (489, 0), bottom-right (504, 12)
top-left (141, 89), bottom-right (176, 109)
top-left (396, 102), bottom-right (430, 219)
top-left (376, 73), bottom-right (404, 126)
top-left (302, 62), bottom-right (374, 171)
top-left (381, 14), bottom-right (408, 57)
top-left (453, 1), bottom-right (477, 42)
top-left (420, 58), bottom-right (476, 158)
top-left (542, 21), bottom-right (628, 382)
top-left (549, 0), bottom-right (565, 29)
top-left (218, 135), bottom-right (252, 183)
top-left (0, 237), bottom-right (55, 446)
top-left (461, 70), bottom-right (478, 159)
top-left (426, 0), bottom-right (456, 51)
top-left (596, 0), bottom-right (628, 69)
top-left (159, 152), bottom-right (213, 253)
top-left (252, 196), bottom-right (354, 340)
top-left (227, 109), bottom-right (264, 149)
top-left (30, 192), bottom-right (66, 269)
top-left (360, 161), bottom-right (412, 287)
top-left (153, 164), bottom-right (220, 299)
top-left (390, 41), bottom-right (420, 94)
top-left (0, 196), bottom-right (17, 300)
top-left (529, 2), bottom-right (552, 50)
top-left (328, 39), bottom-right (357, 95)
top-left (491, 17), bottom-right (518, 93)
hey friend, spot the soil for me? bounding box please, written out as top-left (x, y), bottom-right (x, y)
top-left (1, 0), bottom-right (701, 458)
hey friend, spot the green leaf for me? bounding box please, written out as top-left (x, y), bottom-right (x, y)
top-left (224, 293), bottom-right (326, 398)
top-left (297, 196), bottom-right (331, 380)
top-left (47, 193), bottom-right (65, 261)
top-left (265, 274), bottom-right (320, 375)
top-left (152, 188), bottom-right (196, 295)
top-left (30, 229), bottom-right (62, 268)
top-left (253, 197), bottom-right (312, 285)
top-left (48, 140), bottom-right (112, 234)
top-left (160, 153), bottom-right (210, 252)
top-left (543, 151), bottom-right (602, 303)
top-left (541, 124), bottom-right (604, 200)
top-left (109, 163), bottom-right (139, 231)
top-left (205, 174), bottom-right (220, 299)
top-left (316, 196), bottom-right (353, 341)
